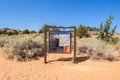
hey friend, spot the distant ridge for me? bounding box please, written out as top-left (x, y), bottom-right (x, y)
top-left (0, 28), bottom-right (22, 35)
top-left (0, 28), bottom-right (21, 32)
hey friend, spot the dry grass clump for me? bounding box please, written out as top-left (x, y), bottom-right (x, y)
top-left (12, 39), bottom-right (44, 61)
top-left (0, 39), bottom-right (7, 47)
top-left (77, 39), bottom-right (115, 61)
top-left (0, 33), bottom-right (44, 61)
top-left (115, 39), bottom-right (120, 54)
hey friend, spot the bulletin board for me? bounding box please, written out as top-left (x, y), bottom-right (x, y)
top-left (44, 25), bottom-right (76, 63)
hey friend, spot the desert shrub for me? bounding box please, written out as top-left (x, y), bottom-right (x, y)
top-left (77, 24), bottom-right (90, 38)
top-left (89, 27), bottom-right (99, 32)
top-left (77, 39), bottom-right (115, 61)
top-left (0, 35), bottom-right (10, 47)
top-left (30, 30), bottom-right (37, 34)
top-left (7, 32), bottom-right (13, 36)
top-left (0, 35), bottom-right (17, 47)
top-left (39, 28), bottom-right (43, 33)
top-left (97, 14), bottom-right (118, 44)
top-left (0, 34), bottom-right (44, 61)
top-left (0, 39), bottom-right (7, 47)
top-left (23, 29), bottom-right (30, 34)
top-left (1, 31), bottom-right (8, 35)
top-left (12, 30), bottom-right (19, 35)
top-left (0, 29), bottom-right (2, 34)
top-left (7, 30), bottom-right (19, 36)
top-left (116, 39), bottom-right (120, 49)
top-left (11, 39), bottom-right (44, 61)
top-left (115, 39), bottom-right (120, 54)
top-left (0, 29), bottom-right (19, 36)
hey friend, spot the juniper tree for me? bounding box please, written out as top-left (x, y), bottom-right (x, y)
top-left (77, 24), bottom-right (89, 38)
top-left (97, 14), bottom-right (118, 44)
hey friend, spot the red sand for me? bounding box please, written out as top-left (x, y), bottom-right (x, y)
top-left (0, 53), bottom-right (120, 80)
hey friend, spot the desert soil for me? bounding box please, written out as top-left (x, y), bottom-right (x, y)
top-left (0, 53), bottom-right (120, 80)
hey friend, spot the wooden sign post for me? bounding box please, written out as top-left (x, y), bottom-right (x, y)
top-left (44, 25), bottom-right (76, 63)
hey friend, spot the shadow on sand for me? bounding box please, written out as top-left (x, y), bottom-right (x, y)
top-left (48, 56), bottom-right (90, 63)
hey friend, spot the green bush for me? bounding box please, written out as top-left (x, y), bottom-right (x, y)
top-left (12, 30), bottom-right (19, 35)
top-left (23, 29), bottom-right (30, 34)
top-left (30, 30), bottom-right (37, 34)
top-left (1, 31), bottom-right (8, 35)
top-left (39, 29), bottom-right (43, 33)
top-left (89, 27), bottom-right (99, 32)
top-left (97, 14), bottom-right (118, 44)
top-left (0, 29), bottom-right (19, 36)
top-left (77, 25), bottom-right (90, 38)
top-left (0, 29), bottom-right (2, 34)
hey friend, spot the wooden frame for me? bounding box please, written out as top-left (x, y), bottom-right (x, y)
top-left (44, 25), bottom-right (76, 63)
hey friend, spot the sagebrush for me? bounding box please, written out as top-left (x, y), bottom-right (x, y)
top-left (77, 39), bottom-right (115, 61)
top-left (0, 33), bottom-right (44, 61)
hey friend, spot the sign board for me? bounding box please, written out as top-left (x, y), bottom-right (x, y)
top-left (44, 26), bottom-right (76, 63)
top-left (49, 31), bottom-right (71, 53)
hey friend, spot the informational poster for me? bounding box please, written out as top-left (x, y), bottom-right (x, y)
top-left (49, 31), bottom-right (71, 53)
top-left (59, 34), bottom-right (70, 46)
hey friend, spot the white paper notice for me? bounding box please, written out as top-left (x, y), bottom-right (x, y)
top-left (59, 34), bottom-right (70, 46)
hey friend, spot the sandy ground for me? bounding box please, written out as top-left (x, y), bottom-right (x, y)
top-left (0, 53), bottom-right (120, 80)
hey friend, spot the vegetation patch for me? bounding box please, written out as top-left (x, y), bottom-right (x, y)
top-left (97, 14), bottom-right (118, 44)
top-left (77, 39), bottom-right (116, 61)
top-left (0, 34), bottom-right (44, 61)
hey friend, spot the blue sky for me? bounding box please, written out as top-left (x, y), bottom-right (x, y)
top-left (0, 0), bottom-right (120, 32)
